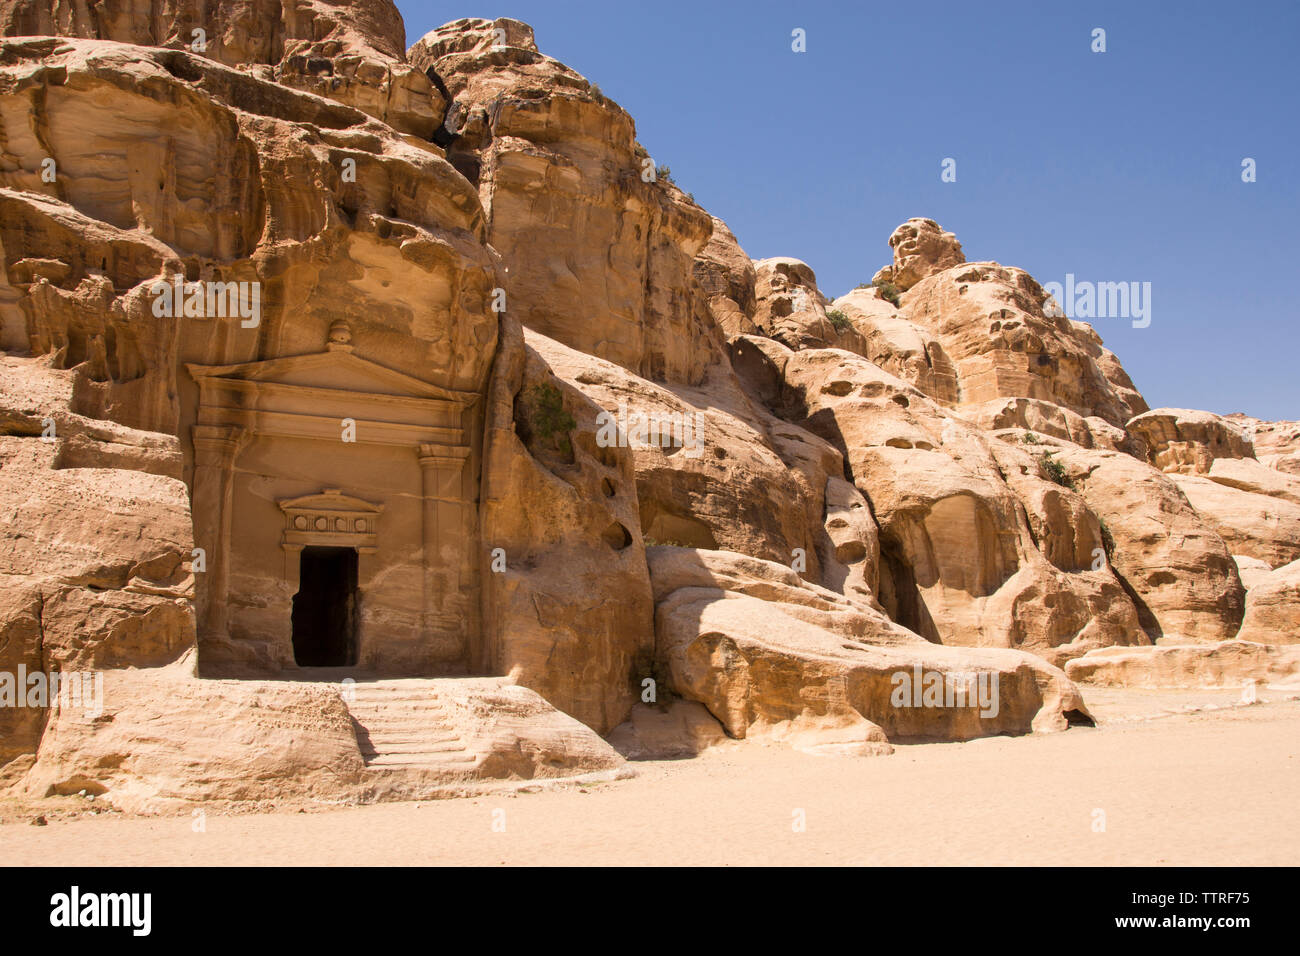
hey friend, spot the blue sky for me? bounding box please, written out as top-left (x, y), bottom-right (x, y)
top-left (399, 1), bottom-right (1298, 420)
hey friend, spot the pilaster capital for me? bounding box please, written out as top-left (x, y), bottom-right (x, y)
top-left (192, 424), bottom-right (247, 462)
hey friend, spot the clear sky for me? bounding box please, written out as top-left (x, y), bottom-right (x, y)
top-left (398, 0), bottom-right (1299, 421)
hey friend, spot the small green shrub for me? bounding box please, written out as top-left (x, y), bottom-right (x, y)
top-left (1021, 431), bottom-right (1039, 445)
top-left (654, 163), bottom-right (674, 184)
top-left (873, 279), bottom-right (901, 307)
top-left (854, 282), bottom-right (872, 290)
top-left (529, 383), bottom-right (576, 455)
top-left (589, 83), bottom-right (602, 99)
top-left (1037, 450), bottom-right (1075, 489)
top-left (826, 308), bottom-right (852, 332)
top-left (633, 142), bottom-right (648, 159)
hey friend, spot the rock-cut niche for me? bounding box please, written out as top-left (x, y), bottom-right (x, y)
top-left (183, 321), bottom-right (484, 676)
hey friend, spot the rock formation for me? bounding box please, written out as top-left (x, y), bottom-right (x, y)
top-left (408, 17), bottom-right (717, 386)
top-left (871, 218), bottom-right (965, 292)
top-left (0, 0), bottom-right (438, 134)
top-left (1236, 560), bottom-right (1300, 645)
top-left (0, 4), bottom-right (1295, 811)
top-left (1226, 413), bottom-right (1300, 474)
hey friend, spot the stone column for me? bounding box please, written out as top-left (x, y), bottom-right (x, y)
top-left (417, 443), bottom-right (470, 653)
top-left (192, 424), bottom-right (246, 644)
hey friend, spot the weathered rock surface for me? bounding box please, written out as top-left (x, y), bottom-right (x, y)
top-left (0, 34), bottom-right (497, 423)
top-left (533, 326), bottom-right (824, 575)
top-left (826, 224), bottom-right (1150, 432)
top-left (752, 257), bottom-right (844, 352)
top-left (23, 658), bottom-right (362, 812)
top-left (0, 0), bottom-right (438, 134)
top-left (1128, 408), bottom-right (1255, 474)
top-left (1234, 554), bottom-right (1275, 591)
top-left (410, 17), bottom-right (718, 386)
top-left (872, 217), bottom-right (965, 292)
top-left (901, 260), bottom-right (1146, 428)
top-left (606, 700), bottom-right (728, 760)
top-left (1236, 559), bottom-right (1300, 645)
top-left (693, 216), bottom-right (758, 337)
top-left (1168, 472), bottom-right (1300, 567)
top-left (480, 318), bottom-right (652, 735)
top-left (22, 657), bottom-right (624, 812)
top-left (0, 358), bottom-right (194, 762)
top-left (1051, 444), bottom-right (1245, 643)
top-left (827, 287), bottom-right (959, 403)
top-left (965, 396), bottom-right (1133, 454)
top-left (649, 547), bottom-right (1094, 749)
top-left (1118, 409), bottom-right (1300, 567)
top-left (739, 338), bottom-right (1146, 666)
top-left (1066, 641), bottom-right (1300, 689)
top-left (1202, 456), bottom-right (1300, 507)
top-left (1225, 413), bottom-right (1300, 475)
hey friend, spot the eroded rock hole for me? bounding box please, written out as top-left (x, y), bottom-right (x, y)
top-left (601, 522), bottom-right (633, 550)
top-left (1064, 709), bottom-right (1095, 728)
top-left (160, 53), bottom-right (203, 82)
top-left (877, 539), bottom-right (940, 642)
top-left (449, 153), bottom-right (481, 185)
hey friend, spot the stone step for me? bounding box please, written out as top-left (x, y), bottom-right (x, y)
top-left (354, 723), bottom-right (453, 734)
top-left (353, 716), bottom-right (457, 728)
top-left (350, 700), bottom-right (446, 709)
top-left (350, 713), bottom-right (457, 727)
top-left (341, 679), bottom-right (477, 771)
top-left (347, 697), bottom-right (449, 709)
top-left (354, 718), bottom-right (456, 729)
top-left (359, 739), bottom-right (466, 753)
top-left (364, 753), bottom-right (479, 768)
top-left (349, 708), bottom-right (450, 719)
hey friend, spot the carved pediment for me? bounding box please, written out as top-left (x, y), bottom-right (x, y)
top-left (279, 489), bottom-right (384, 554)
top-left (187, 349), bottom-right (477, 404)
top-left (187, 334), bottom-right (478, 445)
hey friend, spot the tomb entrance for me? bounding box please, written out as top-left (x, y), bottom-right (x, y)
top-left (291, 546), bottom-right (358, 667)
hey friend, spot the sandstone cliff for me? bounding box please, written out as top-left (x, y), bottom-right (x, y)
top-left (0, 4), bottom-right (1295, 810)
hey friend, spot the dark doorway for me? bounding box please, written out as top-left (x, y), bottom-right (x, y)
top-left (291, 547), bottom-right (358, 667)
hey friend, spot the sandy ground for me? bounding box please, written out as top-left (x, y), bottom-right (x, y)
top-left (2, 688), bottom-right (1297, 866)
